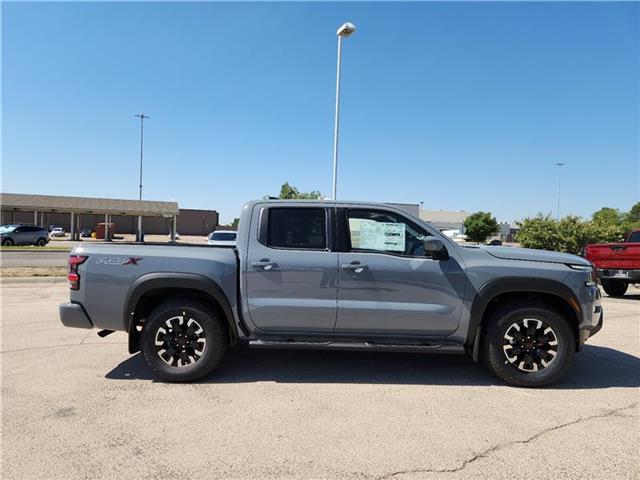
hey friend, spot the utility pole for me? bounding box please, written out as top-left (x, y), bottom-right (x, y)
top-left (555, 162), bottom-right (565, 220)
top-left (135, 114), bottom-right (150, 241)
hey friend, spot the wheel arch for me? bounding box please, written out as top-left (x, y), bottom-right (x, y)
top-left (468, 277), bottom-right (582, 361)
top-left (125, 273), bottom-right (238, 354)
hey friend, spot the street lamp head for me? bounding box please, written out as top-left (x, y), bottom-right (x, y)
top-left (337, 22), bottom-right (356, 37)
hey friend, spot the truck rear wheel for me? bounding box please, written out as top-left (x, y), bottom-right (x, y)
top-left (481, 302), bottom-right (574, 387)
top-left (601, 279), bottom-right (628, 297)
top-left (140, 299), bottom-right (227, 382)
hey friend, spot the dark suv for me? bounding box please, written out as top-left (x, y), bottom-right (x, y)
top-left (0, 225), bottom-right (50, 246)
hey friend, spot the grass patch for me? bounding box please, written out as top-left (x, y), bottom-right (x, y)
top-left (0, 267), bottom-right (67, 277)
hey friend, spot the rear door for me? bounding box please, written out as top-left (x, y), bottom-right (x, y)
top-left (335, 208), bottom-right (466, 336)
top-left (244, 206), bottom-right (338, 332)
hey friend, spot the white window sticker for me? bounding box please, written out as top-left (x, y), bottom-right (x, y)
top-left (358, 221), bottom-right (405, 252)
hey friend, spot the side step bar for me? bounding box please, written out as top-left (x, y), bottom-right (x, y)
top-left (248, 339), bottom-right (465, 355)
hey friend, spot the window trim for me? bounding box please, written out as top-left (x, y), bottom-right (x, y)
top-left (342, 208), bottom-right (438, 259)
top-left (258, 206), bottom-right (331, 252)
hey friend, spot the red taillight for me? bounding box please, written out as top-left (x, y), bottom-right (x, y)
top-left (68, 255), bottom-right (88, 290)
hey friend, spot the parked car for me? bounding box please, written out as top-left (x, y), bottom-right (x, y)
top-left (59, 200), bottom-right (602, 387)
top-left (50, 227), bottom-right (65, 237)
top-left (487, 239), bottom-right (503, 246)
top-left (0, 225), bottom-right (49, 246)
top-left (207, 230), bottom-right (237, 246)
top-left (584, 229), bottom-right (640, 297)
top-left (80, 228), bottom-right (93, 238)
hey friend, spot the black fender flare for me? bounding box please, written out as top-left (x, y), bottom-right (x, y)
top-left (468, 276), bottom-right (582, 360)
top-left (124, 272), bottom-right (238, 353)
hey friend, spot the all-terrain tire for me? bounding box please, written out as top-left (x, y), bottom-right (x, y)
top-left (601, 279), bottom-right (628, 297)
top-left (140, 299), bottom-right (227, 382)
top-left (481, 302), bottom-right (575, 387)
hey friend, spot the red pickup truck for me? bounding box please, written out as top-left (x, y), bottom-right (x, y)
top-left (584, 229), bottom-right (640, 297)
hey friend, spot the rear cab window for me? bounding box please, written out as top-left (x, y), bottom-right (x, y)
top-left (627, 231), bottom-right (640, 243)
top-left (211, 232), bottom-right (237, 241)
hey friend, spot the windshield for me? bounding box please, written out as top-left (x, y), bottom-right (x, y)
top-left (211, 232), bottom-right (236, 241)
top-left (0, 225), bottom-right (17, 234)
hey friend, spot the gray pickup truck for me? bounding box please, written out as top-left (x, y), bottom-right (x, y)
top-left (60, 200), bottom-right (603, 387)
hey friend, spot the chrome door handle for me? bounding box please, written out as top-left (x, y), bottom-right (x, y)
top-left (252, 260), bottom-right (277, 271)
top-left (341, 262), bottom-right (368, 273)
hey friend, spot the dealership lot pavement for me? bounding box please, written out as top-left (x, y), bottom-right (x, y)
top-left (2, 281), bottom-right (639, 480)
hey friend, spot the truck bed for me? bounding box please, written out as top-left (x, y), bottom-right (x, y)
top-left (70, 242), bottom-right (239, 332)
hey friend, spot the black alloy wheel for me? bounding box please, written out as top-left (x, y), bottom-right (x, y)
top-left (140, 299), bottom-right (227, 382)
top-left (502, 318), bottom-right (558, 372)
top-left (154, 315), bottom-right (207, 368)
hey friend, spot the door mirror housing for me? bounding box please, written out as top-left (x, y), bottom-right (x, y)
top-left (424, 237), bottom-right (449, 260)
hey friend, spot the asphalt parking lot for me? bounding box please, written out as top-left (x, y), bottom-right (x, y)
top-left (1, 281), bottom-right (639, 480)
top-left (0, 250), bottom-right (69, 268)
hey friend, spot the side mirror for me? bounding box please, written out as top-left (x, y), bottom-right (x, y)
top-left (424, 237), bottom-right (449, 260)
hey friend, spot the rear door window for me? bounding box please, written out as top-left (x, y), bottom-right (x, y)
top-left (267, 208), bottom-right (327, 250)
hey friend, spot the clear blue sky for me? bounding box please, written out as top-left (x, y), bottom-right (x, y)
top-left (3, 1), bottom-right (638, 223)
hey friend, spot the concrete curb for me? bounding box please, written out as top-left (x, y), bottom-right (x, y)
top-left (0, 276), bottom-right (67, 284)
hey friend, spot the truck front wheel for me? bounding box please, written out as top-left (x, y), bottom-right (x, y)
top-left (601, 279), bottom-right (628, 297)
top-left (481, 303), bottom-right (575, 387)
top-left (140, 299), bottom-right (227, 382)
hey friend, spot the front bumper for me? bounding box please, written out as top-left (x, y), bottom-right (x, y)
top-left (59, 303), bottom-right (93, 329)
top-left (576, 285), bottom-right (603, 349)
top-left (579, 308), bottom-right (603, 347)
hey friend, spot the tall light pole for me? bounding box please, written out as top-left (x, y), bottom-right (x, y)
top-left (555, 162), bottom-right (565, 220)
top-left (134, 113), bottom-right (150, 241)
top-left (332, 21), bottom-right (356, 201)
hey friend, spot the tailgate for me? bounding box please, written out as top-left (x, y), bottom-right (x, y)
top-left (585, 243), bottom-right (640, 270)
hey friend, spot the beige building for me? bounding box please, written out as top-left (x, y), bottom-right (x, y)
top-left (0, 193), bottom-right (218, 238)
top-left (419, 209), bottom-right (469, 231)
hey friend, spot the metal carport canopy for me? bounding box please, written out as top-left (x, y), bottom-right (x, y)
top-left (0, 193), bottom-right (179, 217)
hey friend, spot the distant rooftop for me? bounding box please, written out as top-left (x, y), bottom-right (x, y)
top-left (0, 193), bottom-right (179, 216)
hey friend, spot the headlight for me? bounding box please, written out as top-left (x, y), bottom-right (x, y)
top-left (568, 263), bottom-right (597, 284)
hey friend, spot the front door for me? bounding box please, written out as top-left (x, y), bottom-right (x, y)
top-left (245, 206), bottom-right (338, 333)
top-left (335, 208), bottom-right (466, 336)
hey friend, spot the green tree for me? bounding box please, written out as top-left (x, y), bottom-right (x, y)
top-left (627, 202), bottom-right (640, 222)
top-left (464, 211), bottom-right (498, 243)
top-left (591, 207), bottom-right (623, 225)
top-left (621, 202), bottom-right (640, 236)
top-left (229, 218), bottom-right (240, 229)
top-left (278, 182), bottom-right (322, 200)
